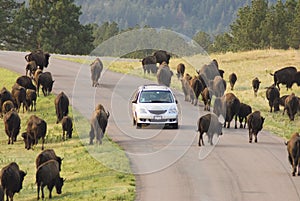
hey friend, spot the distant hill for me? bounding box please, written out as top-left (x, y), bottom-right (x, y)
top-left (75, 0), bottom-right (280, 37)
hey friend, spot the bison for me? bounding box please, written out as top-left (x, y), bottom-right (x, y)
top-left (16, 75), bottom-right (36, 91)
top-left (201, 87), bottom-right (213, 111)
top-left (36, 160), bottom-right (65, 200)
top-left (90, 58), bottom-right (103, 87)
top-left (283, 93), bottom-right (299, 121)
top-left (237, 102), bottom-right (252, 128)
top-left (247, 111), bottom-right (265, 143)
top-left (196, 60), bottom-right (220, 82)
top-left (181, 73), bottom-right (195, 103)
top-left (229, 73), bottom-right (237, 90)
top-left (213, 93), bottom-right (240, 129)
top-left (25, 50), bottom-right (50, 71)
top-left (36, 149), bottom-right (63, 171)
top-left (266, 84), bottom-right (280, 112)
top-left (26, 89), bottom-right (37, 111)
top-left (89, 104), bottom-right (110, 145)
top-left (0, 162), bottom-right (26, 201)
top-left (197, 113), bottom-right (223, 146)
top-left (142, 55), bottom-right (157, 74)
top-left (270, 66), bottom-right (297, 90)
top-left (11, 83), bottom-right (27, 113)
top-left (252, 77), bottom-right (261, 97)
top-left (0, 87), bottom-right (14, 116)
top-left (61, 116), bottom-right (73, 140)
top-left (3, 109), bottom-right (20, 144)
top-left (25, 60), bottom-right (37, 77)
top-left (212, 75), bottom-right (226, 97)
top-left (176, 63), bottom-right (185, 79)
top-left (286, 133), bottom-right (300, 176)
top-left (22, 115), bottom-right (47, 150)
top-left (37, 72), bottom-right (54, 96)
top-left (1, 100), bottom-right (14, 116)
top-left (190, 76), bottom-right (204, 106)
top-left (156, 62), bottom-right (173, 87)
top-left (153, 50), bottom-right (171, 65)
top-left (55, 92), bottom-right (69, 124)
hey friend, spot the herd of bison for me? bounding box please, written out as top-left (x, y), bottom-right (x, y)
top-left (0, 49), bottom-right (300, 200)
top-left (0, 50), bottom-right (110, 201)
top-left (142, 50), bottom-right (300, 177)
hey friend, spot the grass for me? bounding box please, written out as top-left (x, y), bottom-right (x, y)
top-left (0, 68), bottom-right (135, 200)
top-left (56, 49), bottom-right (300, 140)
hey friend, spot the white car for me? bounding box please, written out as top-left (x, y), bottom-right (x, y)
top-left (131, 84), bottom-right (179, 129)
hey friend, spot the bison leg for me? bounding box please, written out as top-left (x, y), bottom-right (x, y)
top-left (254, 133), bottom-right (258, 143)
top-left (198, 132), bottom-right (204, 146)
top-left (89, 127), bottom-right (94, 145)
top-left (249, 131), bottom-right (253, 143)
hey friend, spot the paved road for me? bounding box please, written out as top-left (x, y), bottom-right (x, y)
top-left (1, 50), bottom-right (300, 201)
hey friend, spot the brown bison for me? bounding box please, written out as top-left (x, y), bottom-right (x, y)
top-left (237, 103), bottom-right (252, 128)
top-left (153, 50), bottom-right (171, 65)
top-left (0, 162), bottom-right (26, 201)
top-left (270, 66), bottom-right (298, 90)
top-left (181, 73), bottom-right (195, 103)
top-left (37, 72), bottom-right (54, 96)
top-left (90, 58), bottom-right (103, 87)
top-left (247, 111), bottom-right (265, 143)
top-left (190, 76), bottom-right (204, 106)
top-left (176, 63), bottom-right (185, 79)
top-left (3, 109), bottom-right (21, 144)
top-left (55, 92), bottom-right (69, 124)
top-left (11, 83), bottom-right (26, 113)
top-left (213, 93), bottom-right (240, 129)
top-left (283, 93), bottom-right (299, 121)
top-left (25, 89), bottom-right (37, 111)
top-left (25, 50), bottom-right (50, 71)
top-left (197, 113), bottom-right (223, 146)
top-left (36, 149), bottom-right (63, 171)
top-left (1, 100), bottom-right (14, 116)
top-left (252, 77), bottom-right (261, 97)
top-left (61, 116), bottom-right (73, 140)
top-left (201, 87), bottom-right (213, 111)
top-left (16, 75), bottom-right (36, 91)
top-left (196, 60), bottom-right (220, 82)
top-left (25, 60), bottom-right (37, 77)
top-left (229, 73), bottom-right (237, 90)
top-left (142, 55), bottom-right (157, 74)
top-left (286, 133), bottom-right (300, 176)
top-left (156, 62), bottom-right (173, 87)
top-left (0, 87), bottom-right (14, 116)
top-left (36, 160), bottom-right (65, 200)
top-left (266, 84), bottom-right (280, 112)
top-left (212, 76), bottom-right (226, 97)
top-left (22, 115), bottom-right (47, 150)
top-left (89, 104), bottom-right (110, 145)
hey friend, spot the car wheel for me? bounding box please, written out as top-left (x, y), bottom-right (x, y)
top-left (172, 123), bottom-right (178, 129)
top-left (136, 123), bottom-right (142, 129)
top-left (133, 117), bottom-right (136, 126)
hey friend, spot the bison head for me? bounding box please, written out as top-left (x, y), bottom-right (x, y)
top-left (21, 132), bottom-right (34, 150)
top-left (55, 177), bottom-right (65, 194)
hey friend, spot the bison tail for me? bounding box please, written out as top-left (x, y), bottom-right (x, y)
top-left (269, 73), bottom-right (274, 76)
top-left (25, 54), bottom-right (30, 62)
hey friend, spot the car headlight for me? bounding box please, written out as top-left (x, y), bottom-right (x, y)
top-left (139, 107), bottom-right (148, 114)
top-left (168, 107), bottom-right (177, 114)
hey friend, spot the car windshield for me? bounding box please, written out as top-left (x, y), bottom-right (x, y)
top-left (139, 90), bottom-right (174, 103)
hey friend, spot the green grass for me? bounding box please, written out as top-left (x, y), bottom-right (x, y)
top-left (0, 68), bottom-right (135, 201)
top-left (56, 49), bottom-right (300, 140)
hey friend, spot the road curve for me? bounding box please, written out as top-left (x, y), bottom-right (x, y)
top-left (0, 50), bottom-right (300, 201)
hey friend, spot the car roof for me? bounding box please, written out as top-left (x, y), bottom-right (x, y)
top-left (138, 84), bottom-right (171, 91)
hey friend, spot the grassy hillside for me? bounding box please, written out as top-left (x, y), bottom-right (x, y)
top-left (0, 68), bottom-right (135, 200)
top-left (59, 49), bottom-right (300, 140)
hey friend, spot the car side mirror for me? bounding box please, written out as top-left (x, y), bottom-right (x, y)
top-left (175, 99), bottom-right (178, 104)
top-left (132, 100), bottom-right (137, 104)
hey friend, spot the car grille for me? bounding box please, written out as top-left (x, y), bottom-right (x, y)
top-left (148, 110), bottom-right (167, 115)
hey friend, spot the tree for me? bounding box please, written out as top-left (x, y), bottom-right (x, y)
top-left (288, 0), bottom-right (300, 49)
top-left (12, 0), bottom-right (94, 54)
top-left (192, 31), bottom-right (212, 52)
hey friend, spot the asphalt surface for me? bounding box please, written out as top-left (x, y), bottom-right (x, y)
top-left (1, 50), bottom-right (300, 201)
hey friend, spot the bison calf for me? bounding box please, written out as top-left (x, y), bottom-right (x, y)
top-left (61, 116), bottom-right (73, 140)
top-left (252, 77), bottom-right (261, 97)
top-left (3, 109), bottom-right (21, 144)
top-left (247, 111), bottom-right (265, 143)
top-left (197, 113), bottom-right (223, 146)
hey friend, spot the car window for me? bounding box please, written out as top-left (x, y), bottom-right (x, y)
top-left (139, 91), bottom-right (174, 103)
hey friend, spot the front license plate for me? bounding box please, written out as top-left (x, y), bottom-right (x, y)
top-left (154, 116), bottom-right (162, 120)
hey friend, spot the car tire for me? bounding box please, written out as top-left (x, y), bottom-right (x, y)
top-left (133, 117), bottom-right (136, 126)
top-left (136, 123), bottom-right (142, 129)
